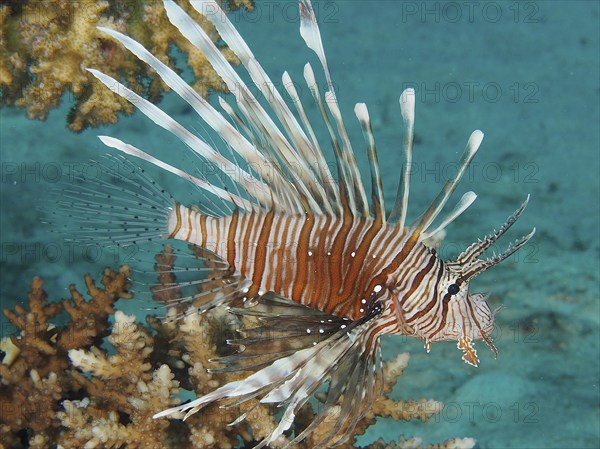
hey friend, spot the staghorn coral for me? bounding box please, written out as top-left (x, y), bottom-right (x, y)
top-left (0, 256), bottom-right (475, 448)
top-left (0, 0), bottom-right (253, 132)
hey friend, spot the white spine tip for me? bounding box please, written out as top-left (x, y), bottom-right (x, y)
top-left (303, 62), bottom-right (316, 86)
top-left (97, 135), bottom-right (121, 146)
top-left (399, 88), bottom-right (416, 123)
top-left (400, 87), bottom-right (415, 101)
top-left (471, 129), bottom-right (485, 143)
top-left (463, 191), bottom-right (478, 203)
top-left (96, 26), bottom-right (124, 41)
top-left (354, 103), bottom-right (369, 121)
top-left (467, 130), bottom-right (485, 154)
top-left (282, 71), bottom-right (300, 99)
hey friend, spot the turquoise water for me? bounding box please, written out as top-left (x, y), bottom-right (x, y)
top-left (1, 1), bottom-right (598, 448)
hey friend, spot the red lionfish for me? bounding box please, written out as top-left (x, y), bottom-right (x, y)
top-left (55, 0), bottom-right (535, 447)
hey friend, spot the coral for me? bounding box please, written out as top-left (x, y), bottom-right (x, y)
top-left (0, 0), bottom-right (253, 132)
top-left (362, 437), bottom-right (477, 449)
top-left (0, 258), bottom-right (475, 448)
top-left (58, 312), bottom-right (180, 449)
top-left (0, 266), bottom-right (132, 448)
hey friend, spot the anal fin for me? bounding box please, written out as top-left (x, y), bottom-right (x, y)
top-left (135, 243), bottom-right (249, 319)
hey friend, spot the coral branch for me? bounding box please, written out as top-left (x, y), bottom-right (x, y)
top-left (0, 0), bottom-right (253, 131)
top-left (1, 267), bottom-right (132, 447)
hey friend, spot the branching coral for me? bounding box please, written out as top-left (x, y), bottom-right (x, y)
top-left (0, 266), bottom-right (132, 448)
top-left (0, 0), bottom-right (253, 132)
top-left (59, 312), bottom-right (180, 449)
top-left (363, 437), bottom-right (477, 449)
top-left (0, 257), bottom-right (475, 449)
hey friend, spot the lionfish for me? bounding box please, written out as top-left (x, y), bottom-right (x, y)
top-left (54, 0), bottom-right (534, 447)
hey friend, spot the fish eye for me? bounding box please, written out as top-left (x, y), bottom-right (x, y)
top-left (447, 283), bottom-right (460, 296)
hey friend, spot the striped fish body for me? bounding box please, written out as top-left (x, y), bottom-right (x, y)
top-left (167, 204), bottom-right (495, 349)
top-left (169, 205), bottom-right (431, 322)
top-left (49, 1), bottom-right (535, 447)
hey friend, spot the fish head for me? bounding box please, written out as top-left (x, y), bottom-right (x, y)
top-left (411, 197), bottom-right (535, 366)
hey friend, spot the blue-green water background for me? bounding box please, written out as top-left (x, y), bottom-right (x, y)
top-left (1, 1), bottom-right (598, 448)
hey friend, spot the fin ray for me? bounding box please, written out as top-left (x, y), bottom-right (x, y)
top-left (163, 0), bottom-right (323, 215)
top-left (143, 243), bottom-right (249, 317)
top-left (45, 155), bottom-right (173, 247)
top-left (87, 68), bottom-right (271, 207)
top-left (153, 293), bottom-right (383, 448)
top-left (412, 130), bottom-right (484, 236)
top-left (389, 88), bottom-right (416, 227)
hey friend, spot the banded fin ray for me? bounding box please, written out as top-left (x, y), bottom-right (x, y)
top-left (409, 130), bottom-right (484, 239)
top-left (95, 26), bottom-right (295, 209)
top-left (281, 69), bottom-right (338, 205)
top-left (421, 191), bottom-right (478, 241)
top-left (124, 242), bottom-right (252, 321)
top-left (190, 1), bottom-right (333, 211)
top-left (389, 88), bottom-right (416, 227)
top-left (355, 103), bottom-right (385, 223)
top-left (93, 0), bottom-right (488, 233)
top-left (87, 69), bottom-right (273, 209)
top-left (299, 0), bottom-right (369, 216)
top-left (154, 293), bottom-right (383, 449)
top-left (98, 136), bottom-right (252, 211)
top-left (163, 0), bottom-right (326, 215)
top-left (46, 155), bottom-right (173, 246)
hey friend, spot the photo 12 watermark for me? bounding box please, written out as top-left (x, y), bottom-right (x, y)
top-left (402, 81), bottom-right (540, 104)
top-left (399, 2), bottom-right (543, 24)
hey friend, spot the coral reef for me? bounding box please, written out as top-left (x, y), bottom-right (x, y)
top-left (0, 256), bottom-right (475, 448)
top-left (0, 0), bottom-right (252, 132)
top-left (0, 266), bottom-right (133, 448)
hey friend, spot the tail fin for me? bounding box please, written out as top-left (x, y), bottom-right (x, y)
top-left (44, 155), bottom-right (251, 319)
top-left (44, 155), bottom-right (174, 248)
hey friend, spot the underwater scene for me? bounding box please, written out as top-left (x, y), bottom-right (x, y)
top-left (1, 1), bottom-right (598, 448)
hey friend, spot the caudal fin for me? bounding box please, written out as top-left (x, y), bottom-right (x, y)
top-left (44, 155), bottom-right (174, 248)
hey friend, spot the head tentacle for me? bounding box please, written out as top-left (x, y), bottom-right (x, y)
top-left (447, 195), bottom-right (535, 282)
